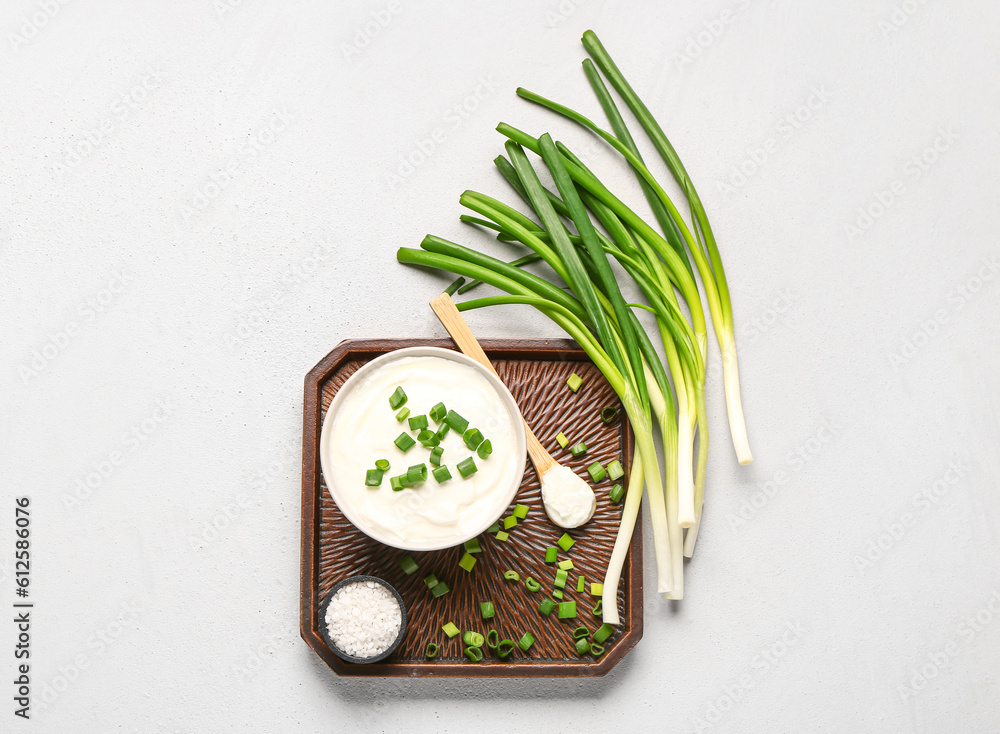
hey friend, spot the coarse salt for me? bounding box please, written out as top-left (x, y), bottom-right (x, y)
top-left (325, 580), bottom-right (402, 659)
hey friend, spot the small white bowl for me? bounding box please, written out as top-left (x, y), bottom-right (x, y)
top-left (319, 346), bottom-right (527, 551)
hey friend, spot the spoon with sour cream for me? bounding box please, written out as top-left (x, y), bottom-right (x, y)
top-left (430, 293), bottom-right (596, 528)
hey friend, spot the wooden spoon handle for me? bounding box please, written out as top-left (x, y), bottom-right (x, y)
top-left (429, 293), bottom-right (555, 474)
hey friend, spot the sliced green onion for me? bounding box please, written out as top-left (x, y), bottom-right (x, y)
top-left (408, 414), bottom-right (428, 431)
top-left (463, 631), bottom-right (485, 647)
top-left (429, 446), bottom-right (444, 466)
top-left (477, 439), bottom-right (492, 459)
top-left (417, 429), bottom-right (440, 447)
top-left (497, 640), bottom-right (516, 658)
top-left (600, 405), bottom-right (619, 424)
top-left (518, 632), bottom-right (535, 652)
top-left (464, 646), bottom-right (484, 662)
top-left (463, 428), bottom-right (484, 450)
top-left (570, 441), bottom-right (588, 457)
top-left (554, 569), bottom-right (568, 588)
top-left (590, 583), bottom-right (604, 596)
top-left (606, 459), bottom-right (624, 481)
top-left (555, 431), bottom-right (570, 448)
top-left (503, 515), bottom-right (517, 530)
top-left (423, 573), bottom-right (439, 589)
top-left (495, 530), bottom-right (510, 542)
top-left (587, 461), bottom-right (606, 482)
top-left (395, 407), bottom-right (410, 422)
top-left (442, 622), bottom-right (460, 638)
top-left (406, 463), bottom-right (427, 483)
top-left (558, 533), bottom-right (575, 552)
top-left (591, 600), bottom-right (603, 616)
top-left (573, 626), bottom-right (590, 639)
top-left (431, 581), bottom-right (450, 598)
top-left (389, 386), bottom-right (407, 410)
top-left (566, 373), bottom-right (583, 392)
top-left (464, 537), bottom-right (481, 554)
top-left (558, 601), bottom-right (577, 619)
top-left (480, 601), bottom-right (495, 619)
top-left (457, 456), bottom-right (478, 478)
top-left (394, 433), bottom-right (416, 452)
top-left (486, 629), bottom-right (500, 650)
top-left (593, 623), bottom-right (615, 644)
top-left (397, 555), bottom-right (419, 575)
top-left (575, 638), bottom-right (591, 656)
top-left (432, 465), bottom-right (452, 483)
top-left (375, 459), bottom-right (390, 472)
top-left (365, 469), bottom-right (383, 487)
top-left (434, 422), bottom-right (450, 441)
top-left (524, 576), bottom-right (540, 592)
top-left (513, 504), bottom-right (529, 519)
top-left (390, 475), bottom-right (404, 492)
top-left (577, 575), bottom-right (586, 593)
top-left (539, 599), bottom-right (557, 616)
top-left (609, 483), bottom-right (624, 503)
top-left (552, 589), bottom-right (564, 599)
top-left (503, 570), bottom-right (520, 582)
top-left (459, 552), bottom-right (477, 572)
top-left (429, 402), bottom-right (447, 423)
top-left (590, 643), bottom-right (605, 656)
top-left (557, 560), bottom-right (574, 571)
top-left (544, 547), bottom-right (558, 563)
top-left (425, 642), bottom-right (439, 659)
top-left (487, 521), bottom-right (500, 533)
top-left (444, 410), bottom-right (469, 433)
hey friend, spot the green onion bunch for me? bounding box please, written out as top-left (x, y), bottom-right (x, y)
top-left (398, 31), bottom-right (752, 624)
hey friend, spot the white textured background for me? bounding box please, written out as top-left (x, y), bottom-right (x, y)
top-left (2, 0), bottom-right (999, 732)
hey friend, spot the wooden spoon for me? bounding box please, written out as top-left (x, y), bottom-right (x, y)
top-left (430, 292), bottom-right (596, 528)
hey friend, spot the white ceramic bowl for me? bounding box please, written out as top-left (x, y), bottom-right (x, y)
top-left (319, 346), bottom-right (527, 551)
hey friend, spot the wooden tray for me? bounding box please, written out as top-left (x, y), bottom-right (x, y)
top-left (300, 338), bottom-right (642, 677)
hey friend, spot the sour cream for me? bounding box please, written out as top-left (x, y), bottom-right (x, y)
top-left (323, 350), bottom-right (524, 550)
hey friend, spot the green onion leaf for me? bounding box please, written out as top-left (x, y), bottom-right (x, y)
top-left (495, 531), bottom-right (509, 542)
top-left (457, 456), bottom-right (478, 478)
top-left (497, 640), bottom-right (516, 658)
top-left (390, 475), bottom-right (404, 492)
top-left (432, 465), bottom-right (452, 483)
top-left (607, 459), bottom-right (624, 481)
top-left (557, 560), bottom-right (574, 571)
top-left (487, 521), bottom-right (500, 533)
top-left (557, 533), bottom-right (575, 552)
top-left (544, 547), bottom-right (558, 563)
top-left (375, 459), bottom-right (390, 472)
top-left (464, 537), bottom-right (482, 554)
top-left (513, 504), bottom-right (529, 519)
top-left (503, 515), bottom-right (517, 530)
top-left (444, 410), bottom-right (469, 433)
top-left (575, 638), bottom-right (591, 656)
top-left (593, 623), bottom-right (615, 644)
top-left (590, 643), bottom-right (605, 656)
top-left (552, 589), bottom-right (564, 600)
top-left (429, 446), bottom-right (444, 466)
top-left (397, 555), bottom-right (419, 575)
top-left (558, 601), bottom-right (578, 619)
top-left (480, 601), bottom-right (495, 619)
top-left (417, 429), bottom-right (440, 448)
top-left (570, 441), bottom-right (588, 457)
top-left (394, 433), bottom-right (416, 452)
top-left (463, 427), bottom-right (484, 450)
top-left (577, 575), bottom-right (586, 593)
top-left (609, 483), bottom-right (624, 503)
top-left (566, 373), bottom-right (583, 392)
top-left (600, 405), bottom-right (619, 424)
top-left (389, 387), bottom-right (407, 410)
top-left (555, 431), bottom-right (569, 449)
top-left (573, 626), bottom-right (590, 640)
top-left (539, 599), bottom-right (557, 616)
top-left (590, 583), bottom-right (604, 596)
top-left (554, 569), bottom-right (568, 588)
top-left (459, 553), bottom-right (477, 572)
top-left (429, 402), bottom-right (447, 423)
top-left (423, 573), bottom-right (438, 589)
top-left (395, 407), bottom-right (410, 422)
top-left (365, 469), bottom-right (383, 487)
top-left (503, 570), bottom-right (520, 582)
top-left (425, 642), bottom-right (439, 659)
top-left (587, 461), bottom-right (606, 482)
top-left (408, 414), bottom-right (428, 431)
top-left (486, 629), bottom-right (500, 650)
top-left (518, 632), bottom-right (535, 652)
top-left (464, 646), bottom-right (484, 662)
top-left (591, 600), bottom-right (603, 616)
top-left (431, 581), bottom-right (450, 598)
top-left (442, 622), bottom-right (460, 638)
top-left (524, 576), bottom-right (540, 592)
top-left (476, 439), bottom-right (492, 459)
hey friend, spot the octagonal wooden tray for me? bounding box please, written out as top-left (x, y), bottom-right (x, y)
top-left (300, 338), bottom-right (642, 677)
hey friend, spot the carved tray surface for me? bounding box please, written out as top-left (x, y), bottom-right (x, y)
top-left (300, 338), bottom-right (641, 677)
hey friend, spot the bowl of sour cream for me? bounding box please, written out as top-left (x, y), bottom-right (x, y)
top-left (319, 347), bottom-right (527, 551)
